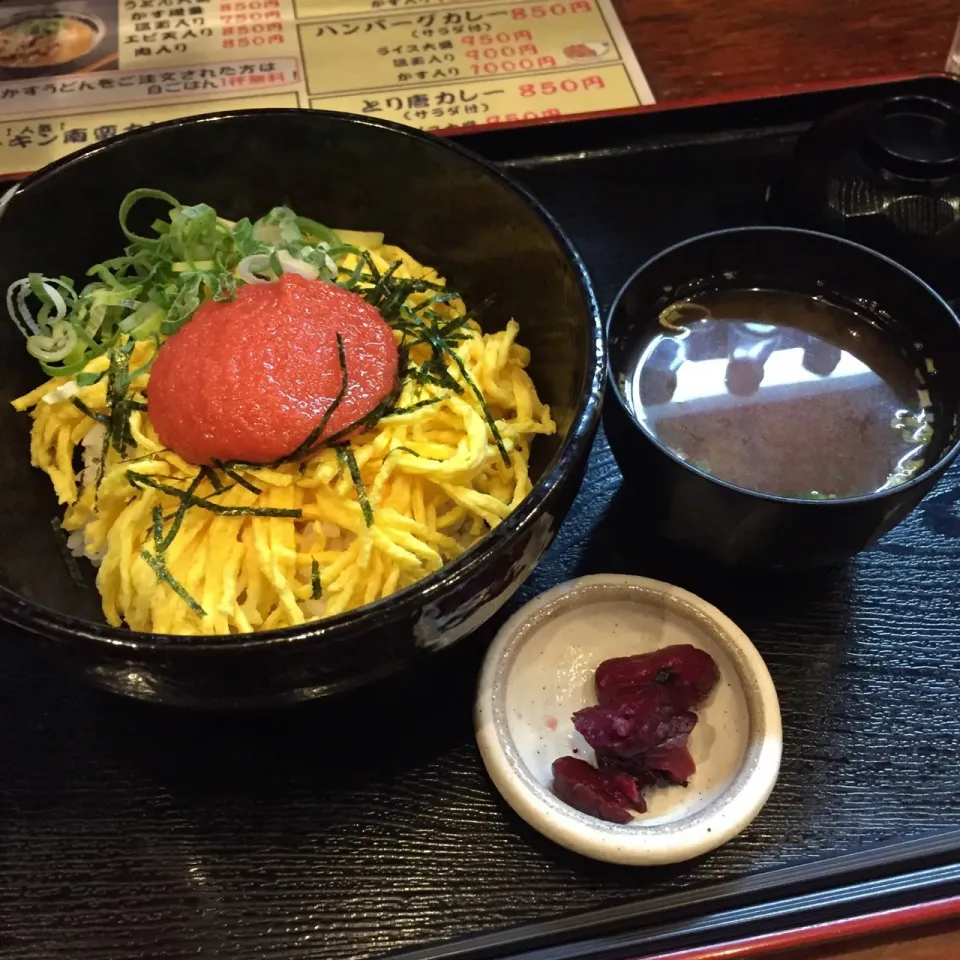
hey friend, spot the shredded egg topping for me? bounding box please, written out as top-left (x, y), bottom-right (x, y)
top-left (13, 240), bottom-right (555, 634)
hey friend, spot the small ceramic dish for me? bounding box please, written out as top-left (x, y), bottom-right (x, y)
top-left (475, 575), bottom-right (782, 865)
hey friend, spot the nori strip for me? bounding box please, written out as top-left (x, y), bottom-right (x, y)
top-left (126, 471), bottom-right (301, 518)
top-left (212, 459), bottom-right (262, 495)
top-left (158, 470), bottom-right (204, 551)
top-left (139, 505), bottom-right (206, 617)
top-left (336, 445), bottom-right (373, 527)
top-left (268, 332), bottom-right (349, 465)
top-left (71, 396), bottom-right (110, 425)
top-left (50, 517), bottom-right (87, 588)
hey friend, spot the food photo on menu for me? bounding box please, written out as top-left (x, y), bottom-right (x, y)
top-left (0, 0), bottom-right (118, 81)
top-left (0, 2), bottom-right (960, 959)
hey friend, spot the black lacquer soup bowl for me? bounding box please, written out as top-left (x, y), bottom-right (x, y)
top-left (605, 226), bottom-right (960, 572)
top-left (0, 110), bottom-right (603, 708)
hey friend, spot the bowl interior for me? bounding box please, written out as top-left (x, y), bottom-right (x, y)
top-left (0, 110), bottom-right (595, 626)
top-left (607, 227), bottom-right (960, 488)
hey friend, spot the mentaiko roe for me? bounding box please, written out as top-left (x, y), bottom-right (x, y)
top-left (148, 274), bottom-right (399, 465)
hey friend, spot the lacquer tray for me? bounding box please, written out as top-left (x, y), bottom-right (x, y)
top-left (3, 75), bottom-right (960, 960)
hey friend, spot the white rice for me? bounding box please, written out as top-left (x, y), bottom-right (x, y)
top-left (67, 425), bottom-right (108, 566)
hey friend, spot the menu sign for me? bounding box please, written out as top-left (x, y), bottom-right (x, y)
top-left (0, 0), bottom-right (653, 177)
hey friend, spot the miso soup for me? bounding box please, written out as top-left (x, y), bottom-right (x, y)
top-left (629, 289), bottom-right (935, 499)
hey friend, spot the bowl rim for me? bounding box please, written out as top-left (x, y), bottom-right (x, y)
top-left (605, 223), bottom-right (960, 507)
top-left (474, 574), bottom-right (783, 866)
top-left (0, 107), bottom-right (604, 651)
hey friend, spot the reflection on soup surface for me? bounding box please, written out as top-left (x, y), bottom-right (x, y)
top-left (629, 289), bottom-right (936, 499)
top-left (0, 16), bottom-right (99, 67)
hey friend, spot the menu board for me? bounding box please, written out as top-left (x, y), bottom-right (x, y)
top-left (0, 0), bottom-right (654, 178)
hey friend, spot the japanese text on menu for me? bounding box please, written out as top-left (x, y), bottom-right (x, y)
top-left (0, 0), bottom-right (653, 177)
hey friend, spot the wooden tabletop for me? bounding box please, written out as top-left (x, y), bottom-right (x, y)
top-left (1, 4), bottom-right (955, 960)
top-left (605, 10), bottom-right (958, 953)
top-left (616, 3), bottom-right (960, 953)
top-left (612, 8), bottom-right (960, 956)
top-left (613, 0), bottom-right (959, 103)
top-left (778, 921), bottom-right (960, 960)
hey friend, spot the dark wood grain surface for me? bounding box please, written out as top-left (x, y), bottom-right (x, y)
top-left (613, 0), bottom-right (959, 102)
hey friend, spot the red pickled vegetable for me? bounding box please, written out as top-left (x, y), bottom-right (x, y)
top-left (148, 274), bottom-right (399, 465)
top-left (551, 756), bottom-right (647, 824)
top-left (601, 742), bottom-right (697, 787)
top-left (572, 686), bottom-right (698, 759)
top-left (549, 644), bottom-right (720, 824)
top-left (595, 644), bottom-right (720, 708)
top-left (645, 742), bottom-right (697, 786)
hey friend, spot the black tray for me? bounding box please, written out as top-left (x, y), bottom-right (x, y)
top-left (4, 76), bottom-right (960, 960)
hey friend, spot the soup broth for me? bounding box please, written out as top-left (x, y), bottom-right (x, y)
top-left (629, 289), bottom-right (935, 499)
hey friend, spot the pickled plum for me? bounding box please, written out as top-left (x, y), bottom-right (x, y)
top-left (551, 756), bottom-right (647, 824)
top-left (644, 742), bottom-right (698, 786)
top-left (595, 644), bottom-right (720, 708)
top-left (572, 688), bottom-right (697, 758)
top-left (550, 644), bottom-right (719, 823)
top-left (600, 742), bottom-right (697, 787)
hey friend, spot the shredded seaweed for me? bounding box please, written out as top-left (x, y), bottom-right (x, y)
top-left (120, 448), bottom-right (168, 466)
top-left (140, 505), bottom-right (206, 617)
top-left (71, 396), bottom-right (110, 425)
top-left (212, 459), bottom-right (262, 494)
top-left (332, 258), bottom-right (511, 457)
top-left (323, 393), bottom-right (399, 449)
top-left (311, 558), bottom-right (322, 599)
top-left (199, 464), bottom-right (223, 492)
top-left (50, 517), bottom-right (87, 588)
top-left (139, 551), bottom-right (205, 616)
top-left (280, 332), bottom-right (349, 463)
top-left (127, 471), bottom-right (302, 518)
top-left (336, 444), bottom-right (373, 527)
top-left (387, 396), bottom-right (444, 416)
top-left (104, 341), bottom-right (138, 455)
top-left (448, 351), bottom-right (509, 465)
top-left (158, 471), bottom-right (205, 550)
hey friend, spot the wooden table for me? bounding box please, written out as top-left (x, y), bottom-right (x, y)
top-left (655, 906), bottom-right (960, 960)
top-left (611, 14), bottom-right (960, 954)
top-left (605, 8), bottom-right (960, 956)
top-left (614, 0), bottom-right (960, 103)
top-left (1, 4), bottom-right (956, 959)
top-left (622, 7), bottom-right (960, 945)
top-left (780, 922), bottom-right (960, 960)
